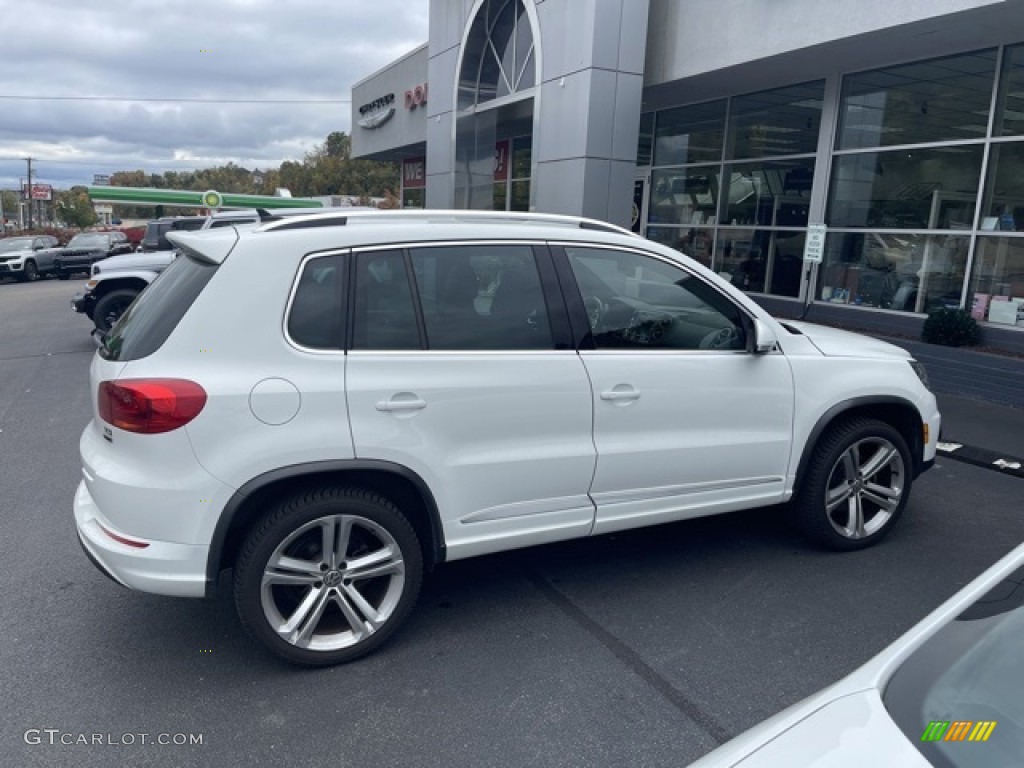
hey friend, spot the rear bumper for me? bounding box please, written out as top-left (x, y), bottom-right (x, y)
top-left (74, 480), bottom-right (209, 598)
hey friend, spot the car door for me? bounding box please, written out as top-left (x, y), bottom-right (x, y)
top-left (344, 242), bottom-right (597, 561)
top-left (553, 243), bottom-right (796, 535)
top-left (33, 238), bottom-right (56, 271)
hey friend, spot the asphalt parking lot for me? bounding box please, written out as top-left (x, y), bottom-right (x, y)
top-left (2, 278), bottom-right (1024, 768)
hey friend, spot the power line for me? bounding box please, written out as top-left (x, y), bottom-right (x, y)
top-left (0, 94), bottom-right (350, 104)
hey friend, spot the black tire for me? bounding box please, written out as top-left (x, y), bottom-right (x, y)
top-left (234, 486), bottom-right (423, 667)
top-left (57, 271), bottom-right (69, 280)
top-left (792, 418), bottom-right (913, 551)
top-left (18, 260), bottom-right (39, 282)
top-left (92, 288), bottom-right (139, 332)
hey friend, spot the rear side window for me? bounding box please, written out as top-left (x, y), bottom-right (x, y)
top-left (410, 244), bottom-right (555, 350)
top-left (287, 254), bottom-right (345, 349)
top-left (100, 255), bottom-right (217, 362)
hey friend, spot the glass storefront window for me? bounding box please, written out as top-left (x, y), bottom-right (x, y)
top-left (837, 50), bottom-right (997, 150)
top-left (818, 232), bottom-right (968, 312)
top-left (720, 159), bottom-right (815, 227)
top-left (646, 227), bottom-right (715, 268)
top-left (714, 228), bottom-right (805, 297)
top-left (980, 141), bottom-right (1024, 231)
top-left (727, 81), bottom-right (825, 159)
top-left (402, 189), bottom-right (425, 209)
top-left (648, 168), bottom-right (722, 226)
top-left (653, 100), bottom-right (727, 166)
top-left (968, 237), bottom-right (1024, 324)
top-left (457, 0), bottom-right (535, 110)
top-left (995, 44), bottom-right (1024, 137)
top-left (637, 112), bottom-right (654, 166)
top-left (827, 146), bottom-right (984, 229)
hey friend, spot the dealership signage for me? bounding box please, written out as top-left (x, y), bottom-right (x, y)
top-left (358, 93), bottom-right (396, 129)
top-left (405, 83), bottom-right (428, 110)
top-left (494, 140), bottom-right (510, 182)
top-left (402, 157), bottom-right (426, 189)
top-left (22, 184), bottom-right (52, 201)
top-left (93, 174), bottom-right (111, 186)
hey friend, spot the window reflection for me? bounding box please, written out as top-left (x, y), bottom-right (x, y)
top-left (837, 50), bottom-right (996, 150)
top-left (818, 233), bottom-right (968, 313)
top-left (721, 159), bottom-right (814, 227)
top-left (980, 141), bottom-right (1024, 231)
top-left (653, 100), bottom-right (727, 166)
top-left (969, 237), bottom-right (1024, 325)
top-left (827, 146), bottom-right (983, 229)
top-left (646, 227), bottom-right (715, 268)
top-left (728, 81), bottom-right (824, 159)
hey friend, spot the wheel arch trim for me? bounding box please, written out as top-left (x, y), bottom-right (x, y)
top-left (795, 396), bottom-right (925, 490)
top-left (205, 459), bottom-right (446, 597)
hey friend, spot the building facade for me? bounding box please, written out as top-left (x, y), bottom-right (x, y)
top-left (352, 0), bottom-right (1024, 346)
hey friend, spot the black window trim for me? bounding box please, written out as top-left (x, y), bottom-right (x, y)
top-left (548, 241), bottom-right (758, 353)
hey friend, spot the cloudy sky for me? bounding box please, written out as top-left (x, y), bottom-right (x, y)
top-left (0, 0), bottom-right (428, 191)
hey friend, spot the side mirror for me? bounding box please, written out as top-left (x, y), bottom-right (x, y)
top-left (750, 318), bottom-right (778, 354)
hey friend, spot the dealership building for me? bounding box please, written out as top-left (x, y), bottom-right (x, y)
top-left (351, 0), bottom-right (1024, 347)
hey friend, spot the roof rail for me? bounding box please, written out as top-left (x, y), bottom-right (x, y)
top-left (257, 208), bottom-right (638, 236)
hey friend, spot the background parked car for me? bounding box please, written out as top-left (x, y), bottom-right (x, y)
top-left (74, 210), bottom-right (261, 332)
top-left (53, 232), bottom-right (134, 279)
top-left (0, 235), bottom-right (62, 281)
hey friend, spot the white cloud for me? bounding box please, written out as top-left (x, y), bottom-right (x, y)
top-left (0, 0), bottom-right (428, 189)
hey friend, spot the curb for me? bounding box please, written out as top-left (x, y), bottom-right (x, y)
top-left (936, 441), bottom-right (1024, 480)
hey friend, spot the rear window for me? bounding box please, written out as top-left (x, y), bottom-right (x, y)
top-left (99, 254), bottom-right (217, 362)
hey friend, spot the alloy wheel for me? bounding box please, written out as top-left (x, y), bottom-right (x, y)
top-left (824, 437), bottom-right (905, 539)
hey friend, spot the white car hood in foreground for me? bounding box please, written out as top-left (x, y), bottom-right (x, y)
top-left (781, 321), bottom-right (911, 360)
top-left (712, 691), bottom-right (928, 767)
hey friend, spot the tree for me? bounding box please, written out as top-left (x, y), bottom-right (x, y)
top-left (57, 186), bottom-right (97, 229)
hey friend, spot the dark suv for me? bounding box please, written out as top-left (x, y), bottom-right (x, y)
top-left (140, 217), bottom-right (207, 252)
top-left (54, 232), bottom-right (134, 279)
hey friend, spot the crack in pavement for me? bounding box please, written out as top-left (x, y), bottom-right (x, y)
top-left (526, 569), bottom-right (733, 746)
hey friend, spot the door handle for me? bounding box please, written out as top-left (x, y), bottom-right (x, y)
top-left (600, 388), bottom-right (640, 402)
top-left (375, 397), bottom-right (427, 412)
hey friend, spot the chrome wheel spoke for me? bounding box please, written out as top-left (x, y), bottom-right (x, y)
top-left (331, 591), bottom-right (369, 641)
top-left (280, 586), bottom-right (330, 646)
top-left (840, 447), bottom-right (859, 480)
top-left (860, 445), bottom-right (897, 482)
top-left (341, 583), bottom-right (383, 629)
top-left (844, 495), bottom-right (866, 538)
top-left (862, 482), bottom-right (900, 512)
top-left (826, 482), bottom-right (854, 511)
top-left (346, 546), bottom-right (403, 581)
top-left (263, 555), bottom-right (321, 587)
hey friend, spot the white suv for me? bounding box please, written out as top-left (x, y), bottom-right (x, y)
top-left (74, 210), bottom-right (940, 666)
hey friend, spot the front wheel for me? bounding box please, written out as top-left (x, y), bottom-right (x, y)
top-left (18, 260), bottom-right (39, 282)
top-left (234, 487), bottom-right (423, 666)
top-left (793, 418), bottom-right (912, 551)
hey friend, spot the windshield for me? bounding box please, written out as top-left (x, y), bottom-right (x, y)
top-left (884, 568), bottom-right (1024, 767)
top-left (0, 238), bottom-right (33, 253)
top-left (67, 234), bottom-right (108, 248)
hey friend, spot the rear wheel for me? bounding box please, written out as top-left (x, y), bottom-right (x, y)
top-left (793, 418), bottom-right (912, 550)
top-left (92, 289), bottom-right (139, 332)
top-left (234, 487), bottom-right (423, 666)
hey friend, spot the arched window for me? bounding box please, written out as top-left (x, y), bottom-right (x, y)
top-left (458, 0), bottom-right (536, 111)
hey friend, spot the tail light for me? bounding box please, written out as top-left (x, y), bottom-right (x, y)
top-left (98, 379), bottom-right (207, 434)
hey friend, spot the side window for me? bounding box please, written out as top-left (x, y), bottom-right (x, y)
top-left (409, 244), bottom-right (554, 350)
top-left (352, 250), bottom-right (420, 350)
top-left (566, 247), bottom-right (748, 351)
top-left (287, 253), bottom-right (344, 349)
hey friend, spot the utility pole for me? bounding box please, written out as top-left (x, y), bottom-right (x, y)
top-left (25, 157), bottom-right (33, 230)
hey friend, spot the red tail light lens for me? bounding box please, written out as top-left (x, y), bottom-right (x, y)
top-left (98, 379), bottom-right (207, 434)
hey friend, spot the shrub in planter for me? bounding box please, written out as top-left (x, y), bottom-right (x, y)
top-left (921, 308), bottom-right (981, 347)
